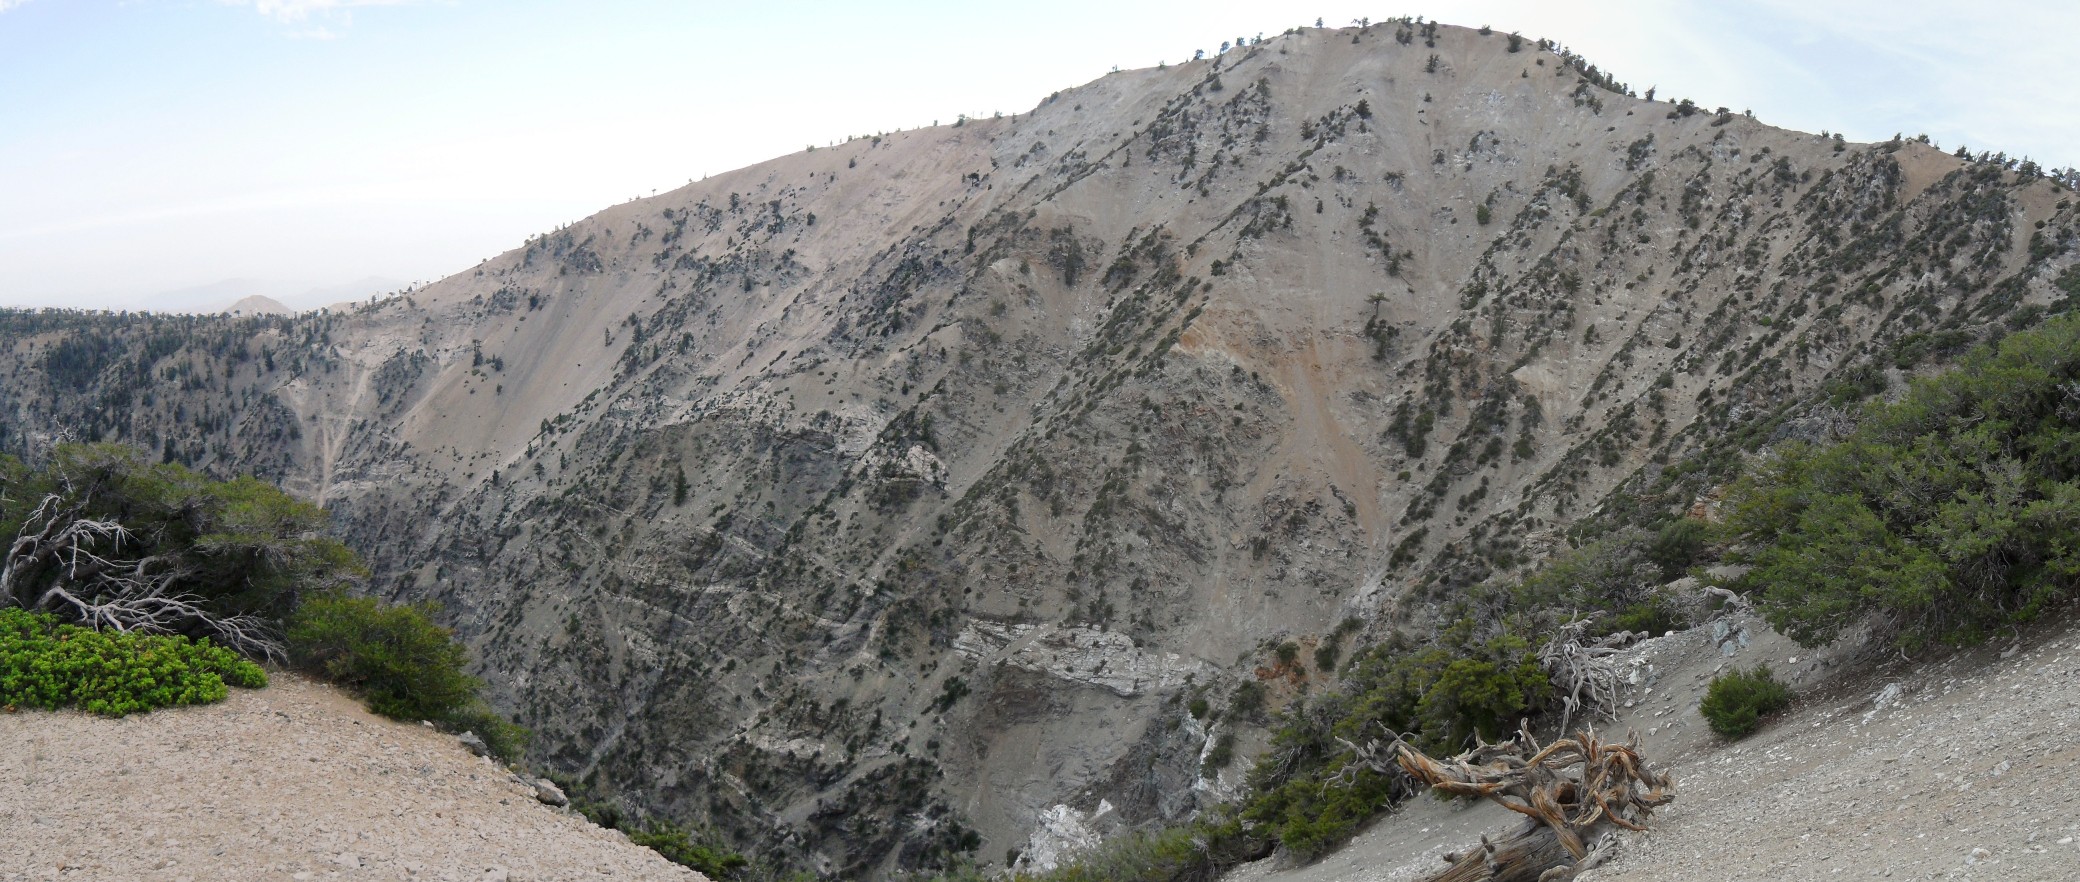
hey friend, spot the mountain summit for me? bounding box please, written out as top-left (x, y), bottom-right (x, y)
top-left (3, 22), bottom-right (2075, 878)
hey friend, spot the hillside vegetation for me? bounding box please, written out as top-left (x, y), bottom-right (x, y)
top-left (0, 444), bottom-right (520, 757)
top-left (927, 310), bottom-right (2080, 882)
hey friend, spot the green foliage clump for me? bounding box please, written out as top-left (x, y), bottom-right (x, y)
top-left (1699, 665), bottom-right (1791, 738)
top-left (1201, 731), bottom-right (1236, 774)
top-left (1647, 518), bottom-right (1712, 581)
top-left (446, 700), bottom-right (534, 764)
top-left (1512, 528), bottom-right (1662, 617)
top-left (287, 592), bottom-right (480, 722)
top-left (627, 821), bottom-right (752, 879)
top-left (0, 444), bottom-right (364, 654)
top-left (1609, 593), bottom-right (1689, 636)
top-left (0, 607), bottom-right (265, 715)
top-left (1729, 314), bottom-right (2080, 649)
top-left (1240, 624), bottom-right (1549, 858)
top-left (1021, 806), bottom-right (1265, 882)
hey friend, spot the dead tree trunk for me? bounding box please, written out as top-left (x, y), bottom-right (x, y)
top-left (1538, 619), bottom-right (1638, 734)
top-left (2, 492), bottom-right (281, 659)
top-left (1346, 725), bottom-right (1674, 882)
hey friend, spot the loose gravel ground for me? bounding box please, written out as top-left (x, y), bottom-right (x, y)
top-left (1235, 610), bottom-right (2080, 882)
top-left (0, 673), bottom-right (705, 882)
top-left (1588, 617), bottom-right (2080, 882)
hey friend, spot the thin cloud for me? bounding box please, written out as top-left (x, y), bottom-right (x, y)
top-left (227, 0), bottom-right (421, 24)
top-left (0, 0), bottom-right (35, 13)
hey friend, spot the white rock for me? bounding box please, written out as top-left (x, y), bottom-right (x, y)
top-left (533, 778), bottom-right (569, 807)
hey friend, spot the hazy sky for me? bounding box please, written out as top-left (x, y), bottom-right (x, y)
top-left (3, 0), bottom-right (2075, 312)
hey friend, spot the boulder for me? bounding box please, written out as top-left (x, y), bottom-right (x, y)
top-left (533, 778), bottom-right (569, 807)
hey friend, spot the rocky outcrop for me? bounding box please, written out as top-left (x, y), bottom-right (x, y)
top-left (954, 621), bottom-right (1219, 698)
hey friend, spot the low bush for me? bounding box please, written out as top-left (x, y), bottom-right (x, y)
top-left (1239, 624), bottom-right (1549, 858)
top-left (627, 821), bottom-right (752, 879)
top-left (446, 699), bottom-right (533, 764)
top-left (287, 592), bottom-right (479, 722)
top-left (1699, 665), bottom-right (1791, 738)
top-left (1647, 517), bottom-right (1712, 581)
top-left (1610, 593), bottom-right (1690, 636)
top-left (0, 607), bottom-right (266, 716)
top-left (1029, 806), bottom-right (1265, 882)
top-left (0, 444), bottom-right (364, 658)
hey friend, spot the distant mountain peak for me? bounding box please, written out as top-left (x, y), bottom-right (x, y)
top-left (224, 294), bottom-right (292, 316)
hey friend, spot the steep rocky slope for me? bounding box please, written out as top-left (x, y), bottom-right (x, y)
top-left (3, 22), bottom-right (2077, 877)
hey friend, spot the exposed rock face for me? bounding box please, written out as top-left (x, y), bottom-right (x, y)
top-left (954, 620), bottom-right (1218, 698)
top-left (2, 23), bottom-right (2076, 877)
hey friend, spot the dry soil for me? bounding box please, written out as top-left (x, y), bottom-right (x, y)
top-left (0, 673), bottom-right (706, 882)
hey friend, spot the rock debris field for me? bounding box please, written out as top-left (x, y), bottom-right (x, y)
top-left (0, 673), bottom-right (706, 882)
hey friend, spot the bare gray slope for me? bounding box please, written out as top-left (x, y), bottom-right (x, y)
top-left (2, 22), bottom-right (2077, 877)
top-left (0, 674), bottom-right (705, 882)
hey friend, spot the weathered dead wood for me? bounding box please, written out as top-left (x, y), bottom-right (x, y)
top-left (1539, 619), bottom-right (1638, 734)
top-left (1343, 724), bottom-right (1673, 882)
top-left (2, 491), bottom-right (282, 659)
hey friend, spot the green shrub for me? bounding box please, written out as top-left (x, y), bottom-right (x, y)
top-left (1201, 731), bottom-right (1235, 774)
top-left (0, 607), bottom-right (266, 716)
top-left (1647, 518), bottom-right (1712, 581)
top-left (627, 821), bottom-right (751, 879)
top-left (1511, 528), bottom-right (1664, 618)
top-left (0, 444), bottom-right (364, 657)
top-left (1312, 642), bottom-right (1341, 674)
top-left (1700, 665), bottom-right (1791, 738)
top-left (1611, 593), bottom-right (1690, 636)
top-left (1228, 680), bottom-right (1266, 721)
top-left (447, 699), bottom-right (533, 764)
top-left (287, 592), bottom-right (479, 722)
top-left (1023, 806), bottom-right (1265, 882)
top-left (1729, 314), bottom-right (2080, 648)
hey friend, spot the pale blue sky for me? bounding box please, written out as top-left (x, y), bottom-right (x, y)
top-left (3, 0), bottom-right (2075, 311)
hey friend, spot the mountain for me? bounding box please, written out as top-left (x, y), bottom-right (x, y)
top-left (1, 22), bottom-right (2075, 878)
top-left (226, 294), bottom-right (293, 316)
top-left (134, 276), bottom-right (406, 315)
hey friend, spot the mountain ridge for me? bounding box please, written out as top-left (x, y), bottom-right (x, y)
top-left (2, 22), bottom-right (2076, 878)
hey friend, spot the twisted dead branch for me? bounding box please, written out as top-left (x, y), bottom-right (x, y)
top-left (1538, 619), bottom-right (1637, 734)
top-left (2, 492), bottom-right (283, 659)
top-left (1382, 725), bottom-right (1674, 882)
